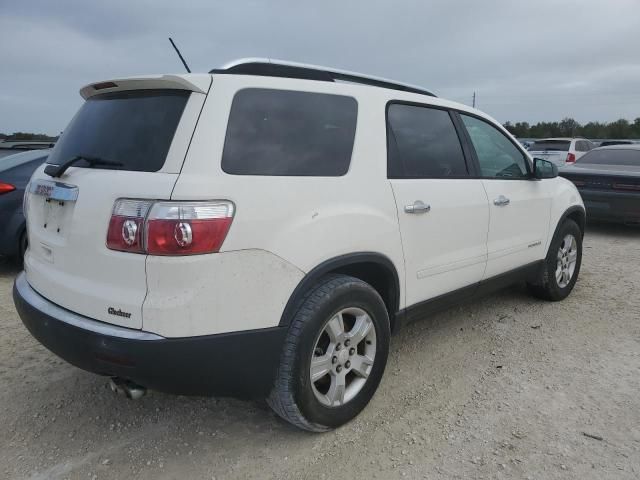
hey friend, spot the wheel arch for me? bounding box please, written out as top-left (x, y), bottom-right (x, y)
top-left (557, 205), bottom-right (586, 238)
top-left (279, 252), bottom-right (401, 332)
top-left (546, 205), bottom-right (586, 257)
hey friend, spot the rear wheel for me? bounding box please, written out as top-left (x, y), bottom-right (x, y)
top-left (19, 230), bottom-right (28, 261)
top-left (528, 219), bottom-right (582, 301)
top-left (267, 275), bottom-right (390, 432)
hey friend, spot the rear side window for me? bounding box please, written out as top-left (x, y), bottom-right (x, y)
top-left (577, 149), bottom-right (640, 166)
top-left (530, 140), bottom-right (570, 152)
top-left (387, 104), bottom-right (468, 178)
top-left (575, 140), bottom-right (588, 152)
top-left (222, 89), bottom-right (357, 176)
top-left (47, 90), bottom-right (189, 172)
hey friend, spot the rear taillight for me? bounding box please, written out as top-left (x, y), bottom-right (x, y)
top-left (566, 153), bottom-right (576, 163)
top-left (613, 182), bottom-right (640, 191)
top-left (0, 182), bottom-right (16, 195)
top-left (106, 199), bottom-right (234, 256)
top-left (570, 179), bottom-right (586, 187)
top-left (106, 200), bottom-right (153, 253)
top-left (146, 201), bottom-right (234, 255)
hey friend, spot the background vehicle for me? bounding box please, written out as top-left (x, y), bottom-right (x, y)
top-left (599, 140), bottom-right (635, 147)
top-left (13, 60), bottom-right (585, 431)
top-left (518, 139), bottom-right (532, 150)
top-left (528, 137), bottom-right (595, 165)
top-left (0, 140), bottom-right (55, 159)
top-left (560, 144), bottom-right (640, 224)
top-left (0, 149), bottom-right (49, 260)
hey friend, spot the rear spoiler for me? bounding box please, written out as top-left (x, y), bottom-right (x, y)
top-left (80, 74), bottom-right (211, 99)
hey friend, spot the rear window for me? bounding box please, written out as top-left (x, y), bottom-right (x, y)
top-left (221, 88), bottom-right (357, 176)
top-left (577, 149), bottom-right (640, 166)
top-left (529, 140), bottom-right (570, 152)
top-left (47, 90), bottom-right (189, 172)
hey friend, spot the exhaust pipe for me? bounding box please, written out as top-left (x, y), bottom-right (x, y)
top-left (109, 377), bottom-right (147, 400)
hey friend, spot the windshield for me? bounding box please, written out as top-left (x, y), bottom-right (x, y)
top-left (577, 149), bottom-right (640, 167)
top-left (0, 149), bottom-right (49, 172)
top-left (529, 140), bottom-right (570, 152)
top-left (47, 90), bottom-right (189, 172)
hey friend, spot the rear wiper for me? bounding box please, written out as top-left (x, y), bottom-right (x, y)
top-left (45, 154), bottom-right (124, 178)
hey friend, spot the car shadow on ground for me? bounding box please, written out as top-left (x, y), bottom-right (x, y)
top-left (8, 292), bottom-right (519, 449)
top-left (17, 282), bottom-right (535, 442)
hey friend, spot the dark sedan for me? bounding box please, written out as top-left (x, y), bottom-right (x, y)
top-left (0, 149), bottom-right (50, 259)
top-left (559, 145), bottom-right (640, 224)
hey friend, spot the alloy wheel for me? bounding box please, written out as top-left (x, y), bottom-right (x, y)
top-left (556, 234), bottom-right (578, 288)
top-left (309, 307), bottom-right (377, 407)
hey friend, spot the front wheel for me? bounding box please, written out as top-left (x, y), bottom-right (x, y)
top-left (528, 219), bottom-right (582, 301)
top-left (267, 275), bottom-right (390, 432)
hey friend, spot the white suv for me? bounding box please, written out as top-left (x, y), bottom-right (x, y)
top-left (14, 59), bottom-right (585, 431)
top-left (528, 137), bottom-right (596, 166)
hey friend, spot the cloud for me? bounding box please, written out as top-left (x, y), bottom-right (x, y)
top-left (1, 0), bottom-right (639, 134)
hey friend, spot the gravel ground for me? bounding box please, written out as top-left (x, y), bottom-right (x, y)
top-left (1, 222), bottom-right (639, 480)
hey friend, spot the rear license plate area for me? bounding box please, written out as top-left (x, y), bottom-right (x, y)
top-left (30, 180), bottom-right (78, 237)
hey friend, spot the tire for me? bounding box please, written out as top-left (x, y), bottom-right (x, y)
top-left (527, 219), bottom-right (582, 301)
top-left (267, 274), bottom-right (390, 432)
top-left (18, 230), bottom-right (28, 263)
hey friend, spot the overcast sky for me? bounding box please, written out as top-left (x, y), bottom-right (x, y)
top-left (1, 0), bottom-right (639, 135)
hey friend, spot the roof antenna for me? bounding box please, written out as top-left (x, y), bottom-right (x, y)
top-left (168, 37), bottom-right (191, 73)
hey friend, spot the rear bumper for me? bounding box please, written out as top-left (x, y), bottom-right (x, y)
top-left (13, 272), bottom-right (286, 398)
top-left (578, 188), bottom-right (640, 223)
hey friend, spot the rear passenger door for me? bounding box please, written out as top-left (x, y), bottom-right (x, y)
top-left (458, 114), bottom-right (551, 279)
top-left (387, 103), bottom-right (489, 308)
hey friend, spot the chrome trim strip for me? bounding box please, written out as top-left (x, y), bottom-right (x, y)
top-left (487, 240), bottom-right (544, 261)
top-left (15, 272), bottom-right (164, 341)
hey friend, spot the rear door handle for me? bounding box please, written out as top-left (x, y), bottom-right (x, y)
top-left (404, 200), bottom-right (431, 214)
top-left (493, 195), bottom-right (510, 207)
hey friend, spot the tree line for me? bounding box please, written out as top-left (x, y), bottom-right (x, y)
top-left (0, 132), bottom-right (58, 142)
top-left (503, 117), bottom-right (640, 139)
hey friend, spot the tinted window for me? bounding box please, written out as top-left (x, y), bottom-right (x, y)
top-left (577, 149), bottom-right (640, 166)
top-left (576, 140), bottom-right (593, 152)
top-left (222, 89), bottom-right (357, 176)
top-left (461, 115), bottom-right (529, 178)
top-left (387, 104), bottom-right (467, 178)
top-left (600, 140), bottom-right (633, 147)
top-left (47, 90), bottom-right (189, 172)
top-left (529, 140), bottom-right (570, 152)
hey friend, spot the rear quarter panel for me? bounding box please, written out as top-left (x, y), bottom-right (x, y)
top-left (150, 75), bottom-right (406, 336)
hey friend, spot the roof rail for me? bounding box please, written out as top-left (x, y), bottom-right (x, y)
top-left (210, 58), bottom-right (436, 97)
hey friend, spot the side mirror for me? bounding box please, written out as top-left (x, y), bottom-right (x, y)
top-left (533, 158), bottom-right (558, 179)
